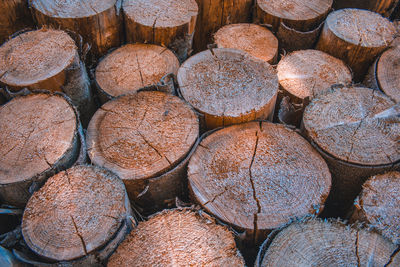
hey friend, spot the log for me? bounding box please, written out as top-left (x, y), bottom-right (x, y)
top-left (188, 122), bottom-right (331, 244)
top-left (364, 47), bottom-right (400, 103)
top-left (276, 22), bottom-right (323, 52)
top-left (302, 86), bottom-right (400, 218)
top-left (316, 8), bottom-right (396, 81)
top-left (0, 29), bottom-right (95, 126)
top-left (276, 49), bottom-right (352, 127)
top-left (256, 219), bottom-right (398, 266)
top-left (213, 23), bottom-right (278, 64)
top-left (193, 0), bottom-right (253, 52)
top-left (177, 48), bottom-right (278, 130)
top-left (21, 165), bottom-right (133, 264)
top-left (86, 91), bottom-right (199, 213)
top-left (107, 209), bottom-right (245, 266)
top-left (95, 44), bottom-right (179, 104)
top-left (0, 0), bottom-right (33, 45)
top-left (122, 0), bottom-right (198, 62)
top-left (333, 0), bottom-right (400, 18)
top-left (31, 0), bottom-right (122, 60)
top-left (350, 171), bottom-right (400, 245)
top-left (0, 93), bottom-right (80, 207)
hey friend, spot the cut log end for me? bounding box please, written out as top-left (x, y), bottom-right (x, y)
top-left (376, 47), bottom-right (400, 103)
top-left (107, 209), bottom-right (245, 267)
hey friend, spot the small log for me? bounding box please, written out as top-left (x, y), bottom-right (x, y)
top-left (86, 91), bottom-right (199, 213)
top-left (302, 86), bottom-right (400, 217)
top-left (193, 0), bottom-right (253, 52)
top-left (333, 0), bottom-right (400, 17)
top-left (0, 29), bottom-right (95, 126)
top-left (213, 23), bottom-right (278, 64)
top-left (276, 49), bottom-right (352, 127)
top-left (123, 0), bottom-right (198, 62)
top-left (316, 8), bottom-right (396, 81)
top-left (0, 93), bottom-right (80, 207)
top-left (107, 209), bottom-right (244, 266)
top-left (256, 219), bottom-right (398, 266)
top-left (350, 172), bottom-right (400, 245)
top-left (95, 44), bottom-right (179, 104)
top-left (188, 122), bottom-right (331, 244)
top-left (31, 0), bottom-right (122, 59)
top-left (276, 22), bottom-right (323, 52)
top-left (177, 48), bottom-right (278, 130)
top-left (22, 165), bottom-right (133, 264)
top-left (0, 0), bottom-right (33, 44)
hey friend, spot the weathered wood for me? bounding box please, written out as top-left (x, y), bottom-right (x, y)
top-left (123, 0), bottom-right (198, 62)
top-left (31, 0), bottom-right (122, 60)
top-left (333, 0), bottom-right (400, 17)
top-left (213, 23), bottom-right (278, 64)
top-left (86, 91), bottom-right (199, 213)
top-left (193, 0), bottom-right (253, 52)
top-left (256, 219), bottom-right (398, 266)
top-left (302, 86), bottom-right (400, 217)
top-left (95, 44), bottom-right (179, 104)
top-left (188, 122), bottom-right (331, 245)
top-left (0, 29), bottom-right (95, 126)
top-left (316, 8), bottom-right (396, 81)
top-left (276, 49), bottom-right (352, 127)
top-left (22, 165), bottom-right (133, 264)
top-left (276, 22), bottom-right (323, 52)
top-left (107, 209), bottom-right (244, 266)
top-left (0, 93), bottom-right (80, 207)
top-left (177, 48), bottom-right (278, 130)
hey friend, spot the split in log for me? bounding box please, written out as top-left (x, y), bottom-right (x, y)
top-left (0, 93), bottom-right (80, 207)
top-left (86, 91), bottom-right (199, 213)
top-left (107, 209), bottom-right (244, 267)
top-left (256, 219), bottom-right (399, 266)
top-left (333, 0), bottom-right (400, 18)
top-left (31, 0), bottom-right (122, 60)
top-left (213, 23), bottom-right (278, 64)
top-left (188, 122), bottom-right (331, 244)
top-left (22, 165), bottom-right (132, 264)
top-left (302, 86), bottom-right (400, 217)
top-left (316, 8), bottom-right (396, 81)
top-left (123, 0), bottom-right (198, 62)
top-left (193, 0), bottom-right (253, 52)
top-left (0, 0), bottom-right (33, 44)
top-left (177, 48), bottom-right (278, 130)
top-left (95, 44), bottom-right (179, 104)
top-left (350, 171), bottom-right (400, 245)
top-left (276, 49), bottom-right (352, 127)
top-left (0, 29), bottom-right (95, 126)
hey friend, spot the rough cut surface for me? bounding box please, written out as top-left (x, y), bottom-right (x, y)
top-left (303, 86), bottom-right (400, 166)
top-left (107, 209), bottom-right (244, 266)
top-left (95, 44), bottom-right (179, 98)
top-left (259, 220), bottom-right (398, 266)
top-left (0, 94), bottom-right (76, 185)
top-left (22, 165), bottom-right (129, 261)
top-left (214, 24), bottom-right (278, 64)
top-left (188, 122), bottom-right (331, 232)
top-left (376, 47), bottom-right (400, 103)
top-left (87, 91), bottom-right (198, 181)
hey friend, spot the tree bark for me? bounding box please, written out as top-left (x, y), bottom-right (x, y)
top-left (0, 0), bottom-right (33, 44)
top-left (333, 0), bottom-right (400, 18)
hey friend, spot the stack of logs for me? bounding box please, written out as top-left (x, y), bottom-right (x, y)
top-left (0, 0), bottom-right (399, 266)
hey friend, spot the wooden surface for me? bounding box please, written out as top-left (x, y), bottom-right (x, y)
top-left (22, 165), bottom-right (131, 262)
top-left (214, 23), bottom-right (278, 64)
top-left (107, 209), bottom-right (244, 266)
top-left (376, 47), bottom-right (400, 103)
top-left (333, 0), bottom-right (399, 17)
top-left (188, 122), bottom-right (331, 243)
top-left (316, 8), bottom-right (396, 81)
top-left (95, 44), bottom-right (179, 103)
top-left (276, 22), bottom-right (323, 52)
top-left (177, 48), bottom-right (278, 130)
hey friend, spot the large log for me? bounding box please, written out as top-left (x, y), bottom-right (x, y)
top-left (22, 165), bottom-right (133, 265)
top-left (86, 91), bottom-right (199, 213)
top-left (188, 122), bottom-right (331, 244)
top-left (0, 93), bottom-right (80, 207)
top-left (0, 0), bottom-right (33, 44)
top-left (0, 29), bottom-right (95, 126)
top-left (122, 0), bottom-right (198, 62)
top-left (316, 8), bottom-right (396, 81)
top-left (177, 48), bottom-right (278, 130)
top-left (302, 86), bottom-right (400, 218)
top-left (333, 0), bottom-right (399, 17)
top-left (107, 209), bottom-right (245, 266)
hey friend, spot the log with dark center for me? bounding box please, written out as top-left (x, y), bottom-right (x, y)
top-left (0, 0), bottom-right (33, 44)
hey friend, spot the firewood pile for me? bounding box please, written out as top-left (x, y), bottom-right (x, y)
top-left (0, 0), bottom-right (399, 266)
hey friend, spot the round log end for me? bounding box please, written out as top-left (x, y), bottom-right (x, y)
top-left (376, 47), bottom-right (400, 103)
